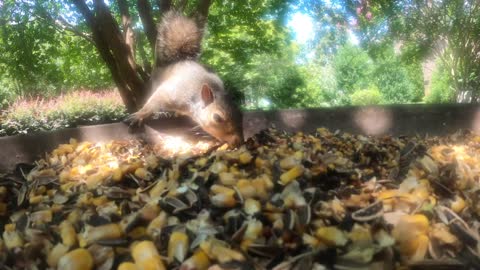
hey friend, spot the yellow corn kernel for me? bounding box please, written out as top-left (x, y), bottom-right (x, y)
top-left (3, 229), bottom-right (23, 250)
top-left (236, 179), bottom-right (256, 199)
top-left (57, 248), bottom-right (94, 270)
top-left (60, 220), bottom-right (77, 247)
top-left (244, 198), bottom-right (261, 216)
top-left (86, 172), bottom-right (106, 189)
top-left (451, 195), bottom-right (466, 213)
top-left (131, 241), bottom-right (165, 270)
top-left (303, 233), bottom-right (326, 250)
top-left (393, 214), bottom-right (429, 240)
top-left (136, 257), bottom-right (166, 270)
top-left (219, 172), bottom-right (236, 186)
top-left (279, 156), bottom-right (298, 170)
top-left (117, 262), bottom-right (139, 270)
top-left (112, 168), bottom-right (123, 182)
top-left (280, 165), bottom-right (304, 185)
top-left (255, 157), bottom-right (268, 169)
top-left (240, 239), bottom-right (253, 251)
top-left (377, 189), bottom-right (398, 201)
top-left (149, 179), bottom-right (168, 198)
top-left (294, 151), bottom-right (303, 160)
top-left (83, 223), bottom-right (123, 245)
top-left (348, 224), bottom-right (373, 247)
top-left (200, 239), bottom-right (244, 264)
top-left (67, 209), bottom-right (82, 225)
top-left (210, 161), bottom-right (227, 173)
top-left (147, 212), bottom-right (168, 237)
top-left (210, 193), bottom-right (236, 208)
top-left (239, 152), bottom-right (253, 164)
top-left (28, 195), bottom-right (44, 205)
top-left (61, 182), bottom-right (76, 193)
top-left (35, 185), bottom-right (47, 195)
top-left (315, 226), bottom-right (348, 247)
top-left (400, 233), bottom-right (429, 261)
top-left (168, 231), bottom-right (189, 262)
top-left (77, 192), bottom-right (93, 205)
top-left (78, 234), bottom-right (87, 248)
top-left (229, 166), bottom-right (240, 174)
top-left (252, 178), bottom-right (269, 199)
top-left (51, 204), bottom-right (63, 213)
top-left (181, 249), bottom-right (210, 270)
top-left (47, 243), bottom-right (70, 267)
top-left (210, 185), bottom-right (235, 196)
top-left (140, 203), bottom-right (160, 221)
top-left (58, 170), bottom-right (70, 184)
top-left (244, 219), bottom-right (263, 240)
top-left (31, 209), bottom-right (53, 224)
top-left (92, 195), bottom-right (108, 206)
top-left (134, 167), bottom-right (151, 180)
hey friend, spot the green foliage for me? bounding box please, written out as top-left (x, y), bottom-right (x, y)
top-left (333, 43), bottom-right (373, 104)
top-left (206, 47), bottom-right (308, 110)
top-left (0, 0), bottom-right (112, 102)
top-left (373, 53), bottom-right (419, 104)
top-left (0, 91), bottom-right (127, 136)
top-left (350, 85), bottom-right (383, 106)
top-left (362, 0), bottom-right (480, 99)
top-left (247, 55), bottom-right (305, 109)
top-left (424, 65), bottom-right (455, 104)
top-left (200, 0), bottom-right (308, 109)
top-left (297, 63), bottom-right (335, 107)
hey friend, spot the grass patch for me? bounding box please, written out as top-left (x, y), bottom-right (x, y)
top-left (0, 89), bottom-right (127, 136)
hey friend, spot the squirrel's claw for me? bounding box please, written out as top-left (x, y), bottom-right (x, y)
top-left (124, 112), bottom-right (145, 133)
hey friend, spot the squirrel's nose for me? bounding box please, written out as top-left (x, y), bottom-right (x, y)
top-left (226, 134), bottom-right (243, 147)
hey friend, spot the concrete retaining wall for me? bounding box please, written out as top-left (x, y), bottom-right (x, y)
top-left (1, 104), bottom-right (479, 172)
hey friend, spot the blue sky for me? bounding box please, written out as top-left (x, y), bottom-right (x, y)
top-left (287, 12), bottom-right (315, 44)
top-left (287, 11), bottom-right (360, 46)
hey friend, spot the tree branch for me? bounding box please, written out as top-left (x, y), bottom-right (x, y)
top-left (156, 0), bottom-right (172, 14)
top-left (137, 0), bottom-right (157, 49)
top-left (34, 3), bottom-right (94, 43)
top-left (71, 0), bottom-right (140, 112)
top-left (117, 0), bottom-right (136, 64)
top-left (136, 31), bottom-right (152, 77)
top-left (54, 16), bottom-right (94, 43)
top-left (192, 0), bottom-right (211, 29)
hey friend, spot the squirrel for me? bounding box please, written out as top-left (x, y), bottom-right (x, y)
top-left (126, 11), bottom-right (244, 147)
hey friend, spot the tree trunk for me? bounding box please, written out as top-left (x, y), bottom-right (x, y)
top-left (68, 0), bottom-right (213, 113)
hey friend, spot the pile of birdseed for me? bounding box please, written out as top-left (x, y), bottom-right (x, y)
top-left (1, 127), bottom-right (480, 270)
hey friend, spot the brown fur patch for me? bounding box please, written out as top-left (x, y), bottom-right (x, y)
top-left (155, 11), bottom-right (203, 65)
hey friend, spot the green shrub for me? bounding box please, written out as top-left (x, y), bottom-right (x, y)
top-left (350, 85), bottom-right (384, 105)
top-left (0, 90), bottom-right (127, 137)
top-left (373, 56), bottom-right (417, 104)
top-left (333, 43), bottom-right (373, 105)
top-left (424, 65), bottom-right (455, 103)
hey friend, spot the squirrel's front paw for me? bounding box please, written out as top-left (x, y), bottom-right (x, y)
top-left (124, 112), bottom-right (145, 132)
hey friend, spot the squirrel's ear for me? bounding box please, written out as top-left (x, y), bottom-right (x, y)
top-left (201, 84), bottom-right (214, 106)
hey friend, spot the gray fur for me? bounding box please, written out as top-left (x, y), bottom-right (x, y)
top-left (129, 12), bottom-right (244, 146)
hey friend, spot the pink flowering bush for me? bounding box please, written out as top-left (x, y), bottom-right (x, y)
top-left (0, 89), bottom-right (127, 136)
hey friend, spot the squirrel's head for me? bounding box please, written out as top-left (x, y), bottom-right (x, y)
top-left (195, 84), bottom-right (244, 147)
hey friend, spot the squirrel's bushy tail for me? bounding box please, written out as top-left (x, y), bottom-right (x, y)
top-left (155, 11), bottom-right (203, 66)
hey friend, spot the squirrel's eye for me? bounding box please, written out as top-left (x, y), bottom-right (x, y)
top-left (213, 113), bottom-right (224, 123)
